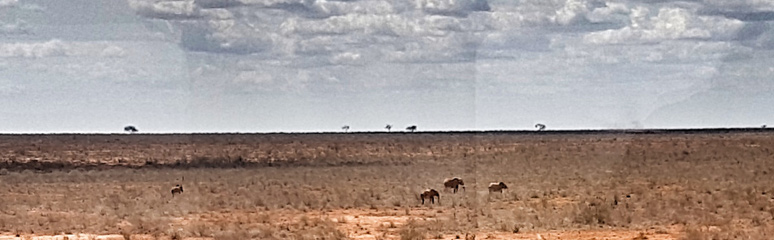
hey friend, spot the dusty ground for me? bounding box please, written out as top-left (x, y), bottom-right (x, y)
top-left (2, 131), bottom-right (774, 239)
top-left (0, 206), bottom-right (683, 239)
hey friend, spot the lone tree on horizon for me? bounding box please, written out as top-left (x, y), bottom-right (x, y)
top-left (535, 123), bottom-right (546, 131)
top-left (385, 124), bottom-right (392, 132)
top-left (342, 125), bottom-right (350, 132)
top-left (406, 125), bottom-right (417, 132)
top-left (124, 125), bottom-right (138, 133)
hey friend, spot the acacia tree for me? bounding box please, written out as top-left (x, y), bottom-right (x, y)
top-left (385, 124), bottom-right (392, 132)
top-left (342, 125), bottom-right (350, 132)
top-left (406, 125), bottom-right (417, 132)
top-left (534, 123), bottom-right (546, 131)
top-left (124, 126), bottom-right (138, 133)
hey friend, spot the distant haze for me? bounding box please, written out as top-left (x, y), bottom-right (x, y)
top-left (1, 0), bottom-right (773, 133)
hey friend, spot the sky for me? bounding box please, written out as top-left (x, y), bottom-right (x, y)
top-left (0, 0), bottom-right (773, 133)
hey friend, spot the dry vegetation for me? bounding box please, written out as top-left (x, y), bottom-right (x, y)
top-left (1, 131), bottom-right (774, 239)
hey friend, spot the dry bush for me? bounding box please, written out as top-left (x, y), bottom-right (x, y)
top-left (399, 219), bottom-right (426, 240)
top-left (574, 199), bottom-right (612, 225)
top-left (290, 218), bottom-right (348, 240)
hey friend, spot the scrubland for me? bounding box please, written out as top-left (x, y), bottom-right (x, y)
top-left (1, 132), bottom-right (774, 239)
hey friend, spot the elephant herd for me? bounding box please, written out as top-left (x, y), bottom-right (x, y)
top-left (169, 177), bottom-right (508, 205)
top-left (420, 177), bottom-right (509, 204)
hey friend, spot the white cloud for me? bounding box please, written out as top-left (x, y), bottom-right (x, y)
top-left (128, 0), bottom-right (200, 19)
top-left (2, 0), bottom-right (772, 132)
top-left (63, 62), bottom-right (128, 80)
top-left (330, 51), bottom-right (362, 65)
top-left (586, 2), bottom-right (630, 23)
top-left (101, 46), bottom-right (128, 58)
top-left (283, 14), bottom-right (424, 36)
top-left (0, 40), bottom-right (130, 58)
top-left (567, 38), bottom-right (748, 65)
top-left (553, 0), bottom-right (593, 25)
top-left (232, 70), bottom-right (277, 92)
top-left (0, 0), bottom-right (44, 12)
top-left (0, 0), bottom-right (17, 8)
top-left (127, 0), bottom-right (642, 67)
top-left (19, 3), bottom-right (44, 12)
top-left (0, 20), bottom-right (29, 35)
top-left (123, 0), bottom-right (771, 98)
top-left (0, 84), bottom-right (23, 96)
top-left (234, 70), bottom-right (273, 85)
top-left (0, 39), bottom-right (69, 58)
top-left (584, 7), bottom-right (745, 44)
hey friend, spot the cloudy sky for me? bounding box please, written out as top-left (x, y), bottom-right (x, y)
top-left (1, 0), bottom-right (772, 133)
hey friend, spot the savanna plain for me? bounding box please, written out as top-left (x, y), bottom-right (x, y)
top-left (1, 131), bottom-right (774, 240)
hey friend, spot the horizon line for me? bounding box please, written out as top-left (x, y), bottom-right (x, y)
top-left (0, 127), bottom-right (771, 135)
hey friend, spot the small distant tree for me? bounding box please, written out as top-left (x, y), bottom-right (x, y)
top-left (342, 125), bottom-right (350, 132)
top-left (762, 125), bottom-right (767, 128)
top-left (406, 125), bottom-right (417, 132)
top-left (534, 123), bottom-right (546, 131)
top-left (124, 126), bottom-right (138, 133)
top-left (385, 124), bottom-right (392, 132)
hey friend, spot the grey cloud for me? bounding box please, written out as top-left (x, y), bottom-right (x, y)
top-left (713, 11), bottom-right (774, 22)
top-left (699, 0), bottom-right (774, 12)
top-left (729, 21), bottom-right (774, 49)
top-left (721, 51), bottom-right (753, 62)
top-left (262, 1), bottom-right (332, 19)
top-left (418, 0), bottom-right (491, 17)
top-left (736, 22), bottom-right (768, 40)
top-left (195, 0), bottom-right (243, 9)
top-left (179, 20), bottom-right (282, 54)
top-left (480, 31), bottom-right (552, 53)
top-left (751, 24), bottom-right (774, 49)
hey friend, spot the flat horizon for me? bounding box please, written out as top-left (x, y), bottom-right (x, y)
top-left (2, 126), bottom-right (771, 135)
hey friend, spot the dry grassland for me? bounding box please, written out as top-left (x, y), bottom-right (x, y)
top-left (1, 132), bottom-right (774, 239)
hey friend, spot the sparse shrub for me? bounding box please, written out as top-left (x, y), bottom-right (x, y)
top-left (120, 231), bottom-right (131, 240)
top-left (213, 229), bottom-right (252, 240)
top-left (386, 221), bottom-right (397, 229)
top-left (167, 229), bottom-right (184, 240)
top-left (575, 201), bottom-right (612, 225)
top-left (399, 219), bottom-right (426, 240)
top-left (187, 222), bottom-right (214, 237)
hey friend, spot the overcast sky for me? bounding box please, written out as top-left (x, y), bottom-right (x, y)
top-left (0, 0), bottom-right (772, 133)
